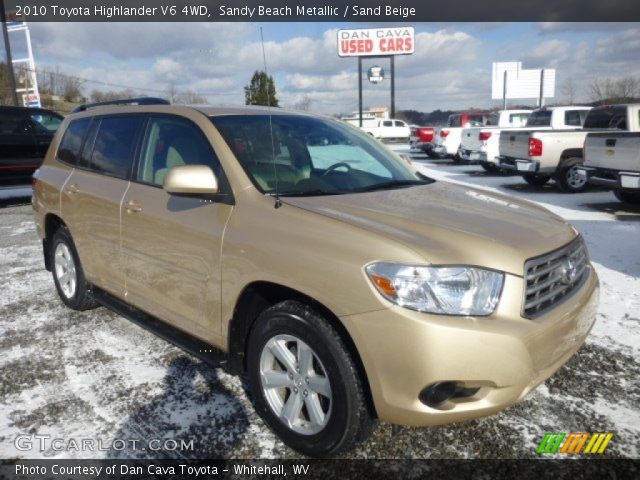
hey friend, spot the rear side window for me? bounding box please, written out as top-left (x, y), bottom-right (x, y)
top-left (583, 107), bottom-right (627, 130)
top-left (526, 110), bottom-right (552, 127)
top-left (382, 120), bottom-right (393, 127)
top-left (90, 116), bottom-right (144, 179)
top-left (565, 110), bottom-right (586, 127)
top-left (0, 111), bottom-right (28, 135)
top-left (30, 111), bottom-right (63, 134)
top-left (509, 113), bottom-right (530, 127)
top-left (57, 118), bottom-right (91, 165)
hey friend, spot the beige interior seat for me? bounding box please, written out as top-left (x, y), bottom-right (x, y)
top-left (154, 137), bottom-right (198, 185)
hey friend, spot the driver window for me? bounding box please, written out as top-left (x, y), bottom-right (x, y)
top-left (137, 116), bottom-right (221, 187)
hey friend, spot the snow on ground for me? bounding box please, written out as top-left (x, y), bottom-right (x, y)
top-left (0, 149), bottom-right (638, 459)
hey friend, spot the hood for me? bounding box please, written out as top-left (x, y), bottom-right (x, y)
top-left (282, 182), bottom-right (576, 276)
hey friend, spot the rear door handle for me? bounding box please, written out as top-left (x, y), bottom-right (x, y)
top-left (65, 184), bottom-right (80, 195)
top-left (124, 200), bottom-right (143, 213)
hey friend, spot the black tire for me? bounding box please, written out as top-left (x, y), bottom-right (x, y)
top-left (614, 190), bottom-right (640, 204)
top-left (523, 173), bottom-right (551, 186)
top-left (246, 300), bottom-right (373, 457)
top-left (480, 162), bottom-right (498, 172)
top-left (51, 227), bottom-right (98, 311)
top-left (555, 158), bottom-right (588, 193)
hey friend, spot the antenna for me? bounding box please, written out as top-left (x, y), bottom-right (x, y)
top-left (260, 27), bottom-right (281, 209)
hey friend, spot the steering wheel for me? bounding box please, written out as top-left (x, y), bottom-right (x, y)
top-left (322, 162), bottom-right (352, 176)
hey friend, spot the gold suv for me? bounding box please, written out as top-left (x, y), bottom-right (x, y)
top-left (32, 101), bottom-right (599, 456)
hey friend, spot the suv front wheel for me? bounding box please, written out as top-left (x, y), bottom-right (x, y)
top-left (247, 300), bottom-right (373, 457)
top-left (51, 227), bottom-right (98, 310)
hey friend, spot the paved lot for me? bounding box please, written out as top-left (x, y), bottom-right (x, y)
top-left (1, 150), bottom-right (639, 459)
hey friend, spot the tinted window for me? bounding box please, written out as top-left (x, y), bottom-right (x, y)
top-left (565, 110), bottom-right (584, 127)
top-left (394, 120), bottom-right (406, 127)
top-left (30, 111), bottom-right (63, 134)
top-left (0, 111), bottom-right (28, 135)
top-left (90, 116), bottom-right (143, 179)
top-left (57, 118), bottom-right (91, 165)
top-left (485, 114), bottom-right (500, 126)
top-left (382, 120), bottom-right (393, 127)
top-left (467, 115), bottom-right (485, 126)
top-left (526, 110), bottom-right (552, 127)
top-left (77, 119), bottom-right (99, 169)
top-left (583, 107), bottom-right (627, 130)
top-left (448, 116), bottom-right (462, 127)
top-left (137, 116), bottom-right (221, 187)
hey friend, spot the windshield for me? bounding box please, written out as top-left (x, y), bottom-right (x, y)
top-left (30, 111), bottom-right (63, 134)
top-left (210, 114), bottom-right (430, 196)
top-left (526, 110), bottom-right (552, 127)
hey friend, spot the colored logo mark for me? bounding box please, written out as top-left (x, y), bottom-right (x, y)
top-left (536, 432), bottom-right (614, 455)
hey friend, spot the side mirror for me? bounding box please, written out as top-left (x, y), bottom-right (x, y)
top-left (163, 165), bottom-right (218, 195)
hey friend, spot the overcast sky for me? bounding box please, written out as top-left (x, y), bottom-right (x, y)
top-left (8, 22), bottom-right (640, 114)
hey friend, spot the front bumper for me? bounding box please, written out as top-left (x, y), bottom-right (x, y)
top-left (341, 270), bottom-right (599, 426)
top-left (579, 166), bottom-right (640, 191)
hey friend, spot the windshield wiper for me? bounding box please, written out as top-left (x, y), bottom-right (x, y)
top-left (274, 189), bottom-right (346, 197)
top-left (355, 179), bottom-right (429, 192)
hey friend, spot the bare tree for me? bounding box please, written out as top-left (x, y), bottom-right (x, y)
top-left (164, 83), bottom-right (179, 103)
top-left (590, 76), bottom-right (640, 104)
top-left (90, 88), bottom-right (139, 102)
top-left (294, 94), bottom-right (312, 111)
top-left (561, 76), bottom-right (577, 104)
top-left (177, 90), bottom-right (207, 104)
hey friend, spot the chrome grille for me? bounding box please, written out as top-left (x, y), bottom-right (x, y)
top-left (523, 237), bottom-right (589, 318)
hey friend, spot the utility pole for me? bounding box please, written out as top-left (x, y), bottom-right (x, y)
top-left (0, 0), bottom-right (19, 106)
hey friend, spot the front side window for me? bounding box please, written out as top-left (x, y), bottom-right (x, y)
top-left (90, 116), bottom-right (143, 179)
top-left (137, 116), bottom-right (222, 187)
top-left (57, 118), bottom-right (91, 165)
top-left (382, 120), bottom-right (393, 127)
top-left (211, 114), bottom-right (430, 196)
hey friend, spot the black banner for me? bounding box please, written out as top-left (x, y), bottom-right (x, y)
top-left (2, 459), bottom-right (639, 480)
top-left (6, 0), bottom-right (640, 22)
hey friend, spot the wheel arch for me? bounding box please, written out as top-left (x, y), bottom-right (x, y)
top-left (227, 280), bottom-right (377, 418)
top-left (42, 213), bottom-right (67, 271)
top-left (559, 149), bottom-right (583, 166)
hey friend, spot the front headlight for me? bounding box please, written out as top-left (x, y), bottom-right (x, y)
top-left (365, 263), bottom-right (504, 316)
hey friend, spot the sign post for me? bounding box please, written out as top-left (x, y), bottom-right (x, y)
top-left (338, 27), bottom-right (414, 124)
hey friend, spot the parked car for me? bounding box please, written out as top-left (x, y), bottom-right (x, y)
top-left (458, 109), bottom-right (532, 171)
top-left (432, 112), bottom-right (498, 160)
top-left (0, 106), bottom-right (63, 185)
top-left (409, 126), bottom-right (435, 153)
top-left (33, 100), bottom-right (599, 457)
top-left (578, 104), bottom-right (640, 204)
top-left (497, 105), bottom-right (605, 192)
top-left (359, 118), bottom-right (410, 143)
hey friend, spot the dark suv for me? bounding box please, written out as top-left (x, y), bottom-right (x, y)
top-left (0, 106), bottom-right (63, 185)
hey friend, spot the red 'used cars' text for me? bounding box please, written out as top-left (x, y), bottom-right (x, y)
top-left (340, 38), bottom-right (413, 55)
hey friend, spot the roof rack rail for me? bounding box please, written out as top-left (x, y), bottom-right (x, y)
top-left (71, 97), bottom-right (169, 113)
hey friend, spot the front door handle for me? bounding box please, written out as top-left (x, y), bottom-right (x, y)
top-left (124, 200), bottom-right (143, 213)
top-left (65, 184), bottom-right (80, 195)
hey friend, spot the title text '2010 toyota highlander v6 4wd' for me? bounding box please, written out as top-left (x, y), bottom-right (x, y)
top-left (32, 101), bottom-right (599, 457)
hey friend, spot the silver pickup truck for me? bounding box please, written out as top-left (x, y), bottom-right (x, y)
top-left (499, 105), bottom-right (640, 193)
top-left (578, 105), bottom-right (640, 204)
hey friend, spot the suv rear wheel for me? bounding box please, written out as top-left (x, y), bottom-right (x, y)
top-left (51, 227), bottom-right (98, 310)
top-left (247, 300), bottom-right (373, 457)
top-left (523, 173), bottom-right (550, 186)
top-left (556, 158), bottom-right (588, 193)
top-left (614, 190), bottom-right (640, 204)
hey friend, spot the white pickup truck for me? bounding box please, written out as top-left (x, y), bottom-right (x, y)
top-left (458, 109), bottom-right (532, 171)
top-left (432, 112), bottom-right (498, 160)
top-left (496, 105), bottom-right (613, 192)
top-left (578, 104), bottom-right (640, 204)
top-left (359, 119), bottom-right (410, 143)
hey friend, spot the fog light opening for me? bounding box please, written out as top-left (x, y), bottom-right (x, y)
top-left (419, 382), bottom-right (457, 407)
top-left (419, 382), bottom-right (481, 408)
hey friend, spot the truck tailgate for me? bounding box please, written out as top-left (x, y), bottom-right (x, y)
top-left (585, 132), bottom-right (640, 172)
top-left (460, 128), bottom-right (482, 151)
top-left (499, 130), bottom-right (532, 159)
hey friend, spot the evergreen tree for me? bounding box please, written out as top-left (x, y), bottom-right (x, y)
top-left (244, 70), bottom-right (279, 106)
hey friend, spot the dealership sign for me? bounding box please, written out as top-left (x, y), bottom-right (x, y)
top-left (338, 27), bottom-right (415, 57)
top-left (368, 66), bottom-right (385, 83)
